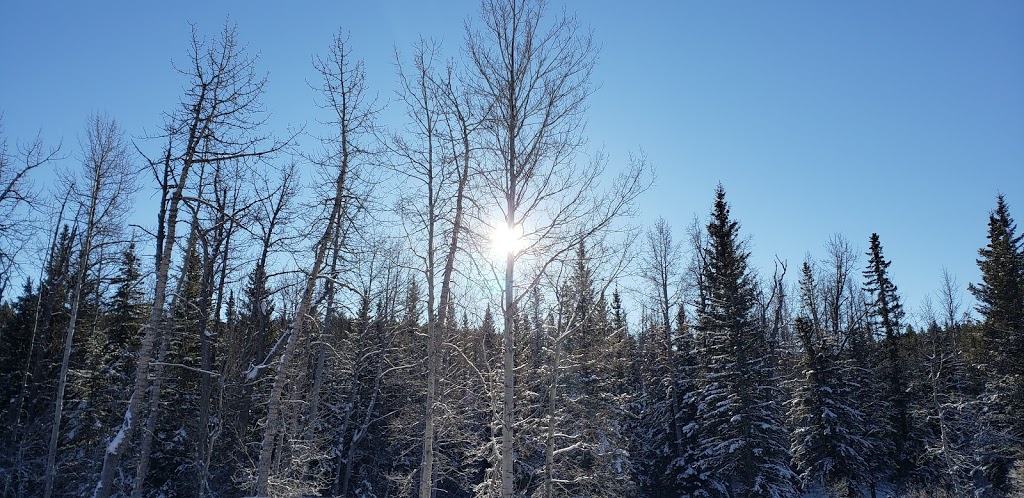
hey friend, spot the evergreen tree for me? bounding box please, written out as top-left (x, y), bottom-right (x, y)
top-left (863, 233), bottom-right (914, 484)
top-left (692, 186), bottom-right (796, 497)
top-left (788, 262), bottom-right (873, 496)
top-left (970, 194), bottom-right (1019, 368)
top-left (527, 243), bottom-right (637, 497)
top-left (0, 280), bottom-right (37, 425)
top-left (106, 243), bottom-right (146, 360)
top-left (969, 195), bottom-right (1024, 381)
top-left (967, 195), bottom-right (1024, 493)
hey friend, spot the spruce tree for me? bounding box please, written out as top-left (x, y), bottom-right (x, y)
top-left (863, 232), bottom-right (914, 485)
top-left (788, 263), bottom-right (873, 496)
top-left (969, 194), bottom-right (1024, 376)
top-left (967, 195), bottom-right (1024, 492)
top-left (105, 243), bottom-right (146, 380)
top-left (692, 186), bottom-right (795, 497)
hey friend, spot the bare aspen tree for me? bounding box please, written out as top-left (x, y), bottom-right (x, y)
top-left (390, 39), bottom-right (478, 498)
top-left (43, 114), bottom-right (135, 498)
top-left (252, 30), bottom-right (373, 497)
top-left (466, 1), bottom-right (645, 494)
top-left (186, 155), bottom-right (252, 496)
top-left (938, 268), bottom-right (962, 333)
top-left (822, 234), bottom-right (858, 339)
top-left (233, 161), bottom-right (298, 453)
top-left (640, 217), bottom-right (685, 453)
top-left (94, 23), bottom-right (282, 498)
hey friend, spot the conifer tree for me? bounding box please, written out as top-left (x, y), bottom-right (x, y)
top-left (969, 195), bottom-right (1024, 379)
top-left (788, 262), bottom-right (873, 496)
top-left (0, 280), bottom-right (37, 427)
top-left (692, 186), bottom-right (795, 497)
top-left (967, 195), bottom-right (1024, 492)
top-left (863, 233), bottom-right (914, 483)
top-left (106, 244), bottom-right (146, 363)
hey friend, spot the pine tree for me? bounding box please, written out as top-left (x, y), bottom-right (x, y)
top-left (692, 186), bottom-right (795, 497)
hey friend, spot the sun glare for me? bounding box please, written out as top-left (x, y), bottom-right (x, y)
top-left (491, 223), bottom-right (526, 257)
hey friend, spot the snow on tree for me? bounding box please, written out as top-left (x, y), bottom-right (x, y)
top-left (691, 186), bottom-right (797, 497)
top-left (787, 262), bottom-right (874, 497)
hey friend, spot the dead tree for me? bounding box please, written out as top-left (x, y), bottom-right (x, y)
top-left (252, 30), bottom-right (373, 497)
top-left (94, 22), bottom-right (283, 498)
top-left (43, 114), bottom-right (135, 498)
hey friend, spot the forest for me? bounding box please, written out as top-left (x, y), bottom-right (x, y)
top-left (0, 1), bottom-right (1022, 497)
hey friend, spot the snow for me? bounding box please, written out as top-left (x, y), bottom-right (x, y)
top-left (106, 422), bottom-right (127, 455)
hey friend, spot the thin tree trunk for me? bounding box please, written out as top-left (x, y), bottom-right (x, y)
top-left (420, 77), bottom-right (472, 498)
top-left (420, 283), bottom-right (438, 498)
top-left (195, 256), bottom-right (215, 497)
top-left (331, 400), bottom-right (355, 496)
top-left (43, 162), bottom-right (103, 498)
top-left (196, 187), bottom-right (236, 497)
top-left (254, 160), bottom-right (348, 496)
top-left (501, 248), bottom-right (515, 498)
top-left (306, 202), bottom-right (345, 460)
top-left (134, 220), bottom-right (202, 498)
top-left (544, 324), bottom-right (562, 498)
top-left (419, 109), bottom-right (438, 498)
top-left (42, 234), bottom-right (91, 498)
top-left (3, 201), bottom-right (66, 498)
top-left (131, 325), bottom-right (170, 498)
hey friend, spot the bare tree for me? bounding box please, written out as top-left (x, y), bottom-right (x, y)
top-left (94, 22), bottom-right (283, 498)
top-left (466, 1), bottom-right (645, 494)
top-left (252, 30), bottom-right (373, 497)
top-left (187, 156), bottom-right (254, 496)
top-left (389, 38), bottom-right (479, 498)
top-left (639, 217), bottom-right (686, 451)
top-left (937, 268), bottom-right (963, 333)
top-left (43, 114), bottom-right (135, 498)
top-left (821, 234), bottom-right (858, 341)
top-left (0, 117), bottom-right (61, 302)
top-left (230, 161), bottom-right (299, 466)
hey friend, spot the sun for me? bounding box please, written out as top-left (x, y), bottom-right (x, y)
top-left (491, 223), bottom-right (526, 257)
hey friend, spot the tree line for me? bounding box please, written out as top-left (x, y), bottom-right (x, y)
top-left (0, 1), bottom-right (1021, 497)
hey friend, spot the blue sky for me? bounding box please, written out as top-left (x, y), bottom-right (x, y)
top-left (1, 0), bottom-right (1021, 319)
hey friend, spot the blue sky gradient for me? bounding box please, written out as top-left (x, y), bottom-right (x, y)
top-left (2, 0), bottom-right (1021, 318)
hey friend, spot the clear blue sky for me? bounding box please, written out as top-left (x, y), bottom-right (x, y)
top-left (2, 0), bottom-right (1021, 319)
